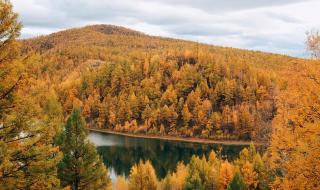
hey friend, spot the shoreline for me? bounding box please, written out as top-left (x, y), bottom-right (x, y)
top-left (88, 128), bottom-right (255, 146)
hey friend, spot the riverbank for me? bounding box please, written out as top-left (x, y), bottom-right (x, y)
top-left (88, 128), bottom-right (256, 146)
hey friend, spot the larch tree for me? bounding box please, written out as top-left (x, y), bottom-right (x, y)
top-left (270, 61), bottom-right (320, 189)
top-left (128, 160), bottom-right (158, 190)
top-left (57, 109), bottom-right (111, 190)
top-left (0, 0), bottom-right (62, 189)
top-left (114, 176), bottom-right (129, 190)
top-left (183, 156), bottom-right (210, 190)
top-left (219, 161), bottom-right (234, 190)
top-left (160, 162), bottom-right (188, 190)
top-left (240, 162), bottom-right (258, 189)
top-left (227, 170), bottom-right (245, 190)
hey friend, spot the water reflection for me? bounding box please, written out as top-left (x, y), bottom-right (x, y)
top-left (89, 131), bottom-right (246, 179)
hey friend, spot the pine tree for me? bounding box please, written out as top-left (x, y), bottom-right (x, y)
top-left (57, 109), bottom-right (111, 190)
top-left (227, 170), bottom-right (245, 190)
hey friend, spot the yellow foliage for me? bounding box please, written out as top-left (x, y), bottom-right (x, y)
top-left (114, 176), bottom-right (129, 190)
top-left (219, 161), bottom-right (234, 190)
top-left (270, 61), bottom-right (320, 189)
top-left (241, 161), bottom-right (258, 189)
top-left (129, 160), bottom-right (158, 190)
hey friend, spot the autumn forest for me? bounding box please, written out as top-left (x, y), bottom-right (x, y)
top-left (0, 0), bottom-right (320, 190)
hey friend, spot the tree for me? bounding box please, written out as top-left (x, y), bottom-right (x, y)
top-left (238, 104), bottom-right (253, 140)
top-left (0, 0), bottom-right (21, 127)
top-left (128, 160), bottom-right (158, 190)
top-left (241, 162), bottom-right (258, 189)
top-left (219, 161), bottom-right (234, 190)
top-left (44, 88), bottom-right (64, 134)
top-left (160, 105), bottom-right (178, 130)
top-left (182, 104), bottom-right (192, 126)
top-left (161, 85), bottom-right (178, 106)
top-left (128, 92), bottom-right (139, 120)
top-left (221, 106), bottom-right (233, 134)
top-left (114, 176), bottom-right (129, 190)
top-left (306, 30), bottom-right (320, 59)
top-left (183, 170), bottom-right (205, 190)
top-left (161, 162), bottom-right (188, 190)
top-left (0, 1), bottom-right (62, 189)
top-left (209, 112), bottom-right (221, 135)
top-left (270, 61), bottom-right (320, 189)
top-left (252, 153), bottom-right (268, 190)
top-left (227, 170), bottom-right (245, 190)
top-left (184, 155), bottom-right (210, 190)
top-left (57, 109), bottom-right (111, 190)
top-left (207, 151), bottom-right (219, 190)
top-left (111, 64), bottom-right (126, 96)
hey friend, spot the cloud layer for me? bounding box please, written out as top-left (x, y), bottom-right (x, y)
top-left (12, 0), bottom-right (320, 57)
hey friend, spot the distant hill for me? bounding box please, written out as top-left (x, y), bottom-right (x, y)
top-left (21, 24), bottom-right (145, 51)
top-left (21, 24), bottom-right (298, 70)
top-left (86, 24), bottom-right (145, 36)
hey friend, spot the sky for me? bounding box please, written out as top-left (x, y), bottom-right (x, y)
top-left (11, 0), bottom-right (320, 58)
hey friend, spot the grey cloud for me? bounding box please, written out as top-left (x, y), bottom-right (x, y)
top-left (265, 12), bottom-right (301, 23)
top-left (140, 0), bottom-right (310, 14)
top-left (165, 24), bottom-right (241, 36)
top-left (11, 0), bottom-right (320, 57)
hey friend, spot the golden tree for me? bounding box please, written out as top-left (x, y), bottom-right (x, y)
top-left (114, 176), bottom-right (129, 190)
top-left (129, 160), bottom-right (158, 190)
top-left (270, 61), bottom-right (320, 189)
top-left (241, 162), bottom-right (258, 189)
top-left (219, 161), bottom-right (234, 190)
top-left (0, 0), bottom-right (62, 189)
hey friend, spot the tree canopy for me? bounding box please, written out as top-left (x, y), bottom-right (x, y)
top-left (57, 109), bottom-right (111, 190)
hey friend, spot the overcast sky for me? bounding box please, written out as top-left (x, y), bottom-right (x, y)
top-left (11, 0), bottom-right (320, 57)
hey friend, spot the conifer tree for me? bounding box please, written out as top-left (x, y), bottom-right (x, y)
top-left (0, 1), bottom-right (62, 189)
top-left (227, 170), bottom-right (245, 190)
top-left (57, 109), bottom-right (111, 190)
top-left (241, 162), bottom-right (258, 189)
top-left (114, 176), bottom-right (129, 190)
top-left (219, 161), bottom-right (234, 190)
top-left (128, 160), bottom-right (158, 190)
top-left (183, 156), bottom-right (209, 190)
top-left (183, 170), bottom-right (205, 190)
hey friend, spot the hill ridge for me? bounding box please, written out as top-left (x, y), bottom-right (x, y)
top-left (22, 24), bottom-right (299, 61)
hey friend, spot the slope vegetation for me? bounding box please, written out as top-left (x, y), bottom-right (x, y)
top-left (21, 24), bottom-right (300, 143)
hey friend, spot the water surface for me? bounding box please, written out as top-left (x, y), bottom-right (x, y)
top-left (89, 131), bottom-right (247, 180)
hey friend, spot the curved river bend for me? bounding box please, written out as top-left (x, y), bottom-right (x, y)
top-left (89, 131), bottom-right (247, 180)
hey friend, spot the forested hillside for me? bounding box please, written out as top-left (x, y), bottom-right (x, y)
top-left (21, 25), bottom-right (297, 143)
top-left (2, 0), bottom-right (320, 189)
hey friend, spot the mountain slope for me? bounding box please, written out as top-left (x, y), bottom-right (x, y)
top-left (21, 24), bottom-right (303, 143)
